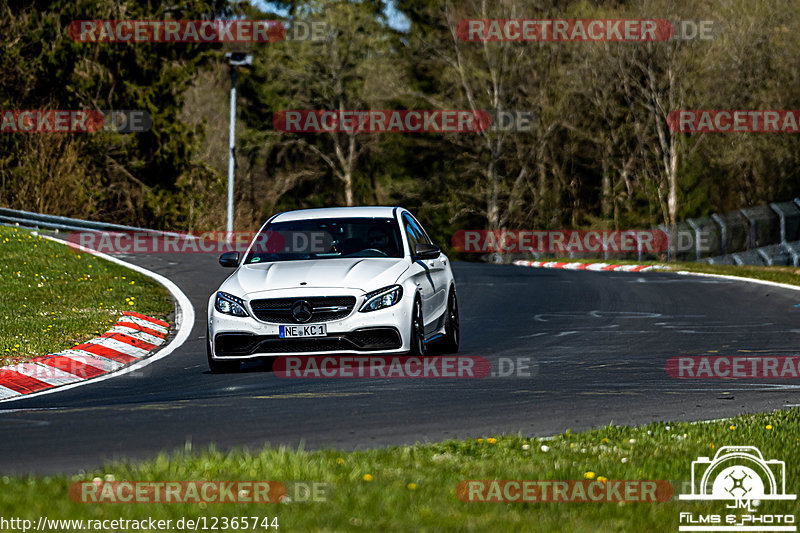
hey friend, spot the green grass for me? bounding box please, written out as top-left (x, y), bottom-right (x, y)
top-left (0, 225), bottom-right (173, 363)
top-left (0, 410), bottom-right (797, 531)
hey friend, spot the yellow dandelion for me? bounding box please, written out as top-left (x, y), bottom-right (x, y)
top-left (488, 438), bottom-right (497, 444)
top-left (363, 474), bottom-right (373, 482)
top-left (597, 476), bottom-right (608, 483)
top-left (407, 483), bottom-right (417, 490)
top-left (584, 472), bottom-right (595, 480)
top-left (336, 458), bottom-right (344, 465)
top-left (729, 425), bottom-right (736, 430)
top-left (766, 424), bottom-right (773, 430)
top-left (477, 438), bottom-right (483, 443)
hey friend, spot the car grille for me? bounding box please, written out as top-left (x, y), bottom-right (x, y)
top-left (249, 296), bottom-right (356, 323)
top-left (214, 328), bottom-right (402, 356)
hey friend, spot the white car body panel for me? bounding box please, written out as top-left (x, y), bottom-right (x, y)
top-left (207, 206), bottom-right (455, 361)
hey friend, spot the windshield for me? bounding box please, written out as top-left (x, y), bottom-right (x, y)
top-left (245, 217), bottom-right (404, 263)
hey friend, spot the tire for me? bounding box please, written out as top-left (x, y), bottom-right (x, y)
top-left (440, 287), bottom-right (460, 353)
top-left (408, 296), bottom-right (427, 356)
top-left (207, 327), bottom-right (240, 373)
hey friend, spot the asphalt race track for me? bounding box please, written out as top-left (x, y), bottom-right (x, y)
top-left (1, 252), bottom-right (800, 474)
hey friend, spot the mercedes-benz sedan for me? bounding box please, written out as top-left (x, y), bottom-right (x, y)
top-left (207, 206), bottom-right (459, 372)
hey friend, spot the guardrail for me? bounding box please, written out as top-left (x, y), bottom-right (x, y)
top-left (509, 198), bottom-right (800, 266)
top-left (0, 207), bottom-right (186, 238)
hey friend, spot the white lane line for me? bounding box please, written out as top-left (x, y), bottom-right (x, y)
top-left (674, 270), bottom-right (800, 293)
top-left (0, 235), bottom-right (195, 403)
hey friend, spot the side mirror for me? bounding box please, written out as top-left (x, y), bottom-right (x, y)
top-left (414, 243), bottom-right (441, 260)
top-left (219, 251), bottom-right (240, 268)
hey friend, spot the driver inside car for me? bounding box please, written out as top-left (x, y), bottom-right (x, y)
top-left (367, 227), bottom-right (394, 255)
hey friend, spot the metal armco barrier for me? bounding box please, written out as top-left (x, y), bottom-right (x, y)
top-left (0, 207), bottom-right (187, 238)
top-left (511, 198), bottom-right (800, 266)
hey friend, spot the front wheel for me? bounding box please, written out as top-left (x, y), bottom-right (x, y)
top-left (440, 287), bottom-right (459, 353)
top-left (207, 327), bottom-right (240, 373)
top-left (408, 296), bottom-right (427, 356)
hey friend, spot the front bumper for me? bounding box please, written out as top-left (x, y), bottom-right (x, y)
top-left (214, 327), bottom-right (402, 357)
top-left (208, 288), bottom-right (413, 359)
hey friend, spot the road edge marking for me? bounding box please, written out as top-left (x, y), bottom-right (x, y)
top-left (512, 259), bottom-right (666, 272)
top-left (0, 235), bottom-right (195, 403)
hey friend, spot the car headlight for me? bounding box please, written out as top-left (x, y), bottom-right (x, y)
top-left (214, 291), bottom-right (249, 317)
top-left (359, 285), bottom-right (403, 312)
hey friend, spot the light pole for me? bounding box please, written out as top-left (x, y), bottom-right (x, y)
top-left (224, 52), bottom-right (253, 239)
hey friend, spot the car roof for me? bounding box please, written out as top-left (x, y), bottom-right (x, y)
top-left (270, 206), bottom-right (402, 222)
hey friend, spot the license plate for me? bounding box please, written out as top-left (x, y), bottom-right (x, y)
top-left (279, 324), bottom-right (327, 338)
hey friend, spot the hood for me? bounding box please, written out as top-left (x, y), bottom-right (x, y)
top-left (222, 258), bottom-right (409, 295)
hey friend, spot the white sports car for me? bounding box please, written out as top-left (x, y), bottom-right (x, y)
top-left (207, 206), bottom-right (459, 372)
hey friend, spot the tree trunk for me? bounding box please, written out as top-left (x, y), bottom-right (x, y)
top-left (344, 171), bottom-right (353, 207)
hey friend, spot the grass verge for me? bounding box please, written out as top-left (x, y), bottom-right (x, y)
top-left (0, 225), bottom-right (173, 363)
top-left (0, 409), bottom-right (796, 531)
